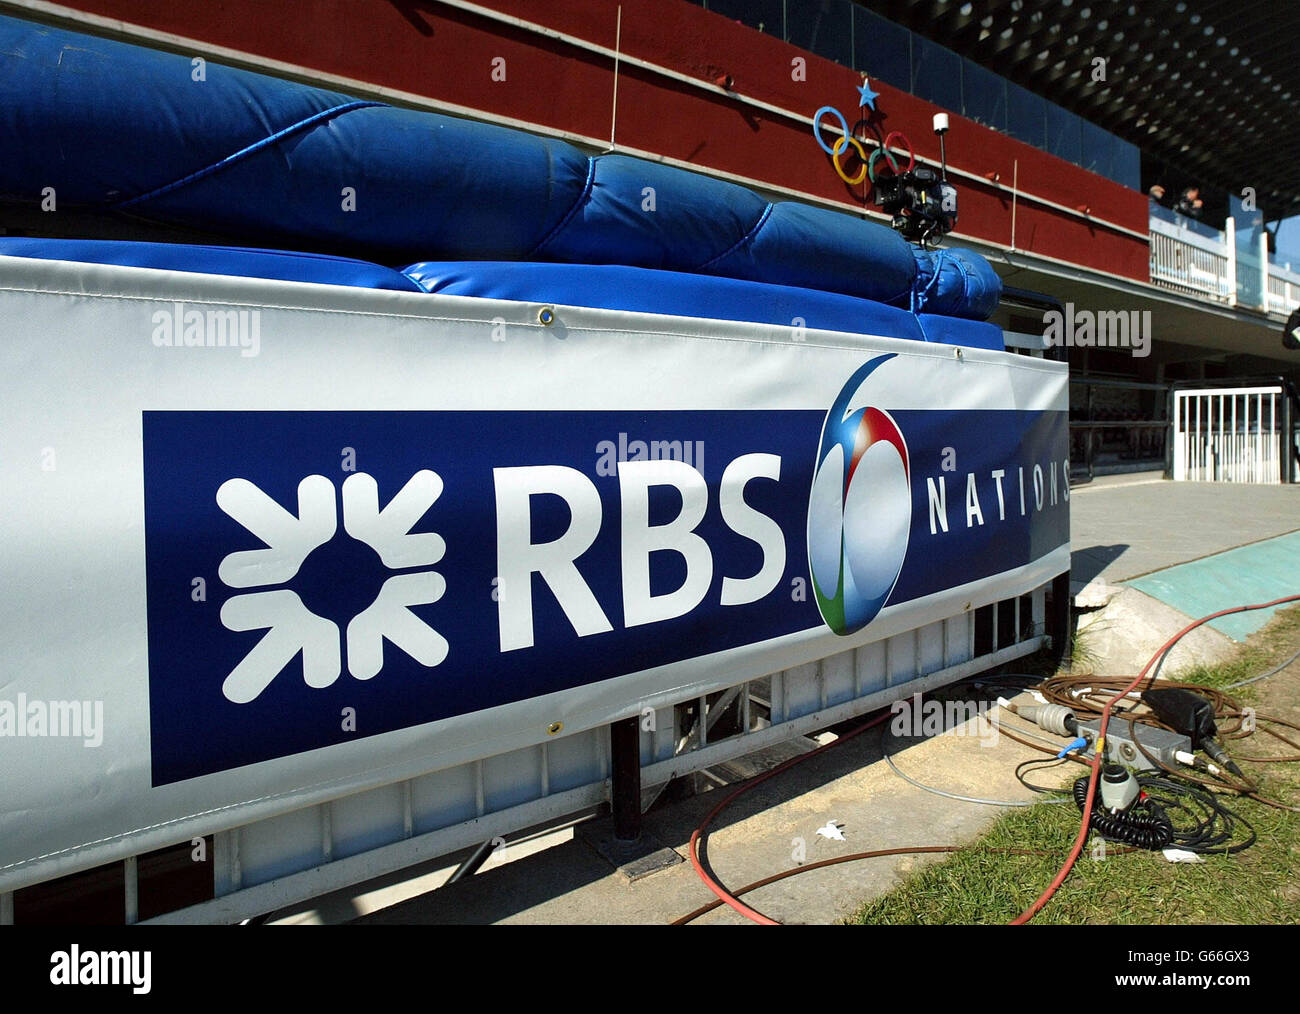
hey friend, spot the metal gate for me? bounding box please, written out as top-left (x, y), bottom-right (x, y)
top-left (1172, 385), bottom-right (1295, 483)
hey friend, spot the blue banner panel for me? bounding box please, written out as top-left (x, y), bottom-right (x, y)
top-left (143, 398), bottom-right (1066, 783)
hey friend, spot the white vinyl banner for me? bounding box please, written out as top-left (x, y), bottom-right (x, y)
top-left (0, 256), bottom-right (1069, 890)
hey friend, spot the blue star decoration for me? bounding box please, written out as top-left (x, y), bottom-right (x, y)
top-left (857, 78), bottom-right (880, 110)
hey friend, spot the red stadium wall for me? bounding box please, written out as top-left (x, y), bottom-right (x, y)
top-left (38, 0), bottom-right (1150, 281)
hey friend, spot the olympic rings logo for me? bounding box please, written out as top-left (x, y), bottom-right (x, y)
top-left (812, 105), bottom-right (915, 190)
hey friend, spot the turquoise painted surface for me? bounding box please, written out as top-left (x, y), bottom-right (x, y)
top-left (1127, 531), bottom-right (1300, 641)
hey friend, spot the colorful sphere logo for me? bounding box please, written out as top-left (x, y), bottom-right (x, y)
top-left (808, 355), bottom-right (911, 635)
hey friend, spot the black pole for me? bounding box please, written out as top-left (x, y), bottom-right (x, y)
top-left (1049, 571), bottom-right (1072, 671)
top-left (446, 837), bottom-right (499, 884)
top-left (1165, 383), bottom-right (1176, 479)
top-left (610, 716), bottom-right (641, 843)
top-left (1281, 390), bottom-right (1294, 484)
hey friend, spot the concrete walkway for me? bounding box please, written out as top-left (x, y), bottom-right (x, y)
top-left (1068, 475), bottom-right (1300, 671)
top-left (1070, 474), bottom-right (1300, 587)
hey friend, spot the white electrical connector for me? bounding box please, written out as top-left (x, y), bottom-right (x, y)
top-left (1174, 749), bottom-right (1222, 777)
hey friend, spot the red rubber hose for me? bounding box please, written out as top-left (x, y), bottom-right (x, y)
top-left (687, 711), bottom-right (892, 925)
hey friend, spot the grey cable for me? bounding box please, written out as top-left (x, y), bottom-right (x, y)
top-left (881, 728), bottom-right (1071, 807)
top-left (1224, 645), bottom-right (1300, 689)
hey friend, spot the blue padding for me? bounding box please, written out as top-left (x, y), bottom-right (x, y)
top-left (536, 157), bottom-right (770, 268)
top-left (917, 314), bottom-right (1004, 351)
top-left (403, 261), bottom-right (926, 339)
top-left (0, 15), bottom-right (1002, 319)
top-left (0, 238), bottom-right (424, 291)
top-left (705, 201), bottom-right (916, 306)
top-left (912, 247), bottom-right (1003, 319)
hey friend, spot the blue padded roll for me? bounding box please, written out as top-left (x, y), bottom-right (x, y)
top-left (0, 14), bottom-right (1001, 320)
top-left (533, 156), bottom-right (770, 268)
top-left (916, 314), bottom-right (1004, 351)
top-left (0, 237), bottom-right (424, 291)
top-left (911, 247), bottom-right (1002, 319)
top-left (403, 260), bottom-right (927, 339)
top-left (706, 201), bottom-right (917, 307)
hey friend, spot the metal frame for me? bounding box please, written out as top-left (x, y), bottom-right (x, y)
top-left (117, 581), bottom-right (1053, 925)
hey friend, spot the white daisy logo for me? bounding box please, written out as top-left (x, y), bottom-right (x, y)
top-left (215, 471), bottom-right (447, 704)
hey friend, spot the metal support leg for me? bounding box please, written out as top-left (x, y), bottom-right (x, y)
top-left (610, 716), bottom-right (641, 844)
top-left (579, 716), bottom-right (683, 880)
top-left (446, 837), bottom-right (501, 884)
top-left (1048, 570), bottom-right (1072, 670)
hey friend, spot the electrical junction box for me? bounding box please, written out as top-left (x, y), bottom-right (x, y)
top-left (1079, 719), bottom-right (1191, 772)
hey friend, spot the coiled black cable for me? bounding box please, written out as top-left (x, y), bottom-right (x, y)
top-left (1072, 776), bottom-right (1175, 849)
top-left (1071, 773), bottom-right (1256, 854)
top-left (1139, 775), bottom-right (1256, 855)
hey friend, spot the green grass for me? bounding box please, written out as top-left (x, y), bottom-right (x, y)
top-left (1173, 604), bottom-right (1300, 695)
top-left (1068, 618), bottom-right (1103, 675)
top-left (846, 786), bottom-right (1299, 924)
top-left (846, 606), bottom-right (1300, 925)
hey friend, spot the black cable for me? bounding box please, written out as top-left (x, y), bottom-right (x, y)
top-left (1225, 645), bottom-right (1300, 689)
top-left (1139, 775), bottom-right (1256, 855)
top-left (1144, 642), bottom-right (1175, 692)
top-left (1015, 757), bottom-right (1074, 795)
top-left (1071, 773), bottom-right (1256, 854)
top-left (1072, 776), bottom-right (1174, 849)
top-left (959, 672), bottom-right (1046, 697)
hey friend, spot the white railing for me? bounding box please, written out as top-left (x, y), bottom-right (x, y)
top-left (1149, 215), bottom-right (1233, 303)
top-left (1268, 265), bottom-right (1300, 316)
top-left (1172, 386), bottom-right (1288, 483)
top-left (1149, 209), bottom-right (1300, 317)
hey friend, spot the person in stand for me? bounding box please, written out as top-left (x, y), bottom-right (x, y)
top-left (1147, 183), bottom-right (1174, 208)
top-left (1173, 186), bottom-right (1204, 219)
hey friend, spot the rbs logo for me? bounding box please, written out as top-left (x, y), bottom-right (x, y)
top-left (492, 455), bottom-right (787, 653)
top-left (807, 355), bottom-right (912, 635)
top-left (142, 410), bottom-right (816, 783)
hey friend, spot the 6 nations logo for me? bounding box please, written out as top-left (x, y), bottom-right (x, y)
top-left (807, 354), bottom-right (911, 636)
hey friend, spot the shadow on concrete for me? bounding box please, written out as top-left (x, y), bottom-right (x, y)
top-left (352, 676), bottom-right (1047, 924)
top-left (354, 722), bottom-right (906, 924)
top-left (352, 834), bottom-right (626, 924)
top-left (1071, 543), bottom-right (1129, 586)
